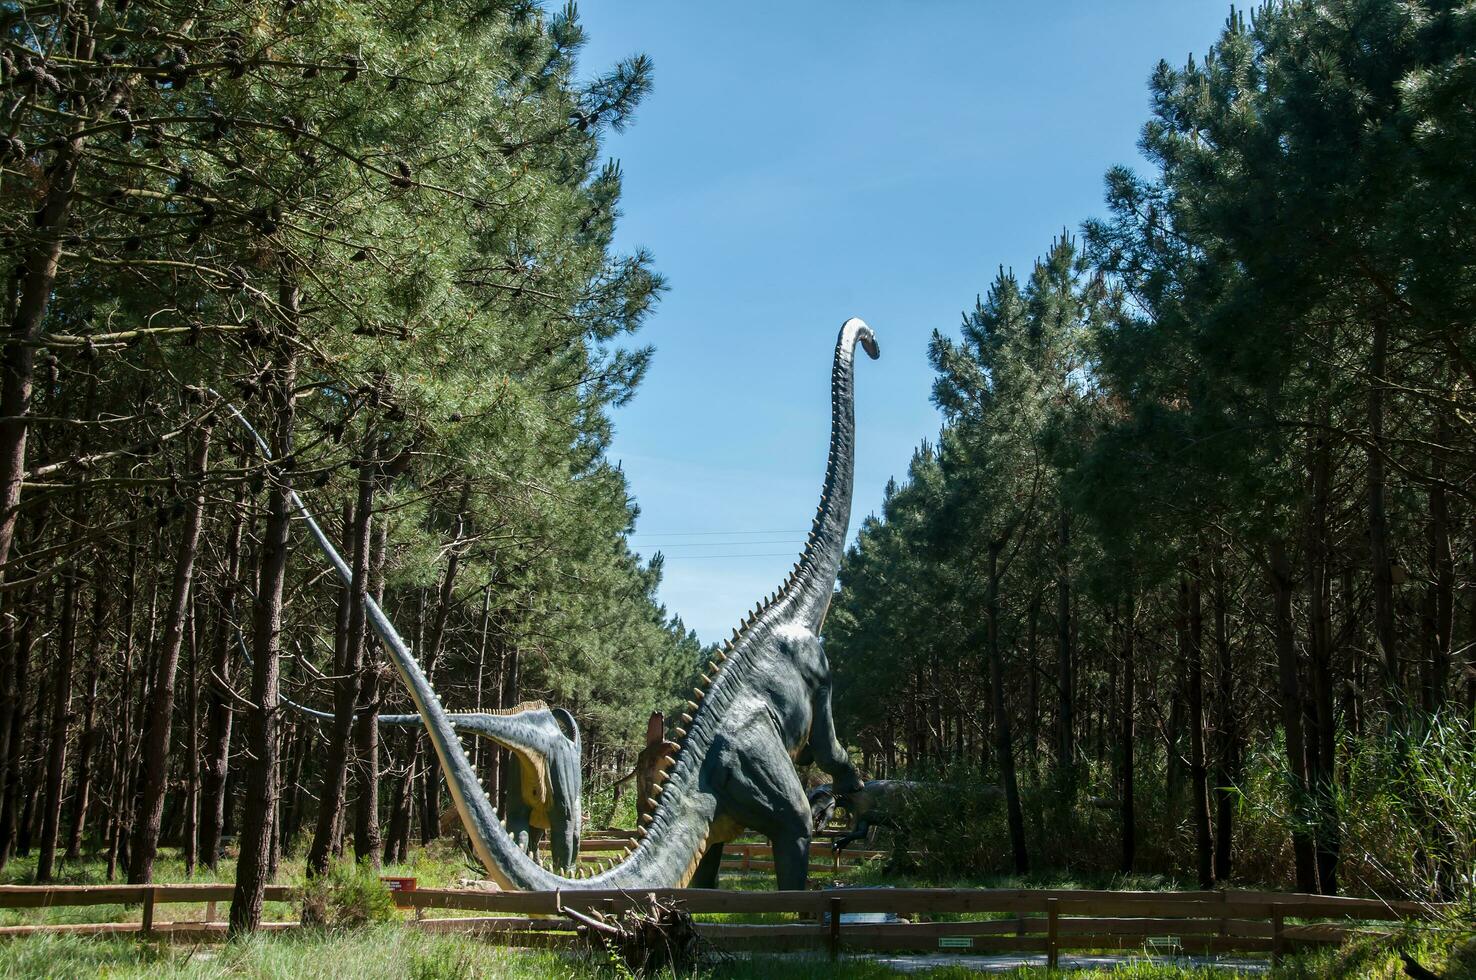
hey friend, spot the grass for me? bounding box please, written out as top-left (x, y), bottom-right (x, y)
top-left (0, 837), bottom-right (479, 928)
top-left (0, 930), bottom-right (1261, 979)
top-left (1, 845), bottom-right (1471, 978)
top-left (5, 930), bottom-right (1468, 979)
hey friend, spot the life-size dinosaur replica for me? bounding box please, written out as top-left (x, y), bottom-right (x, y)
top-left (223, 316), bottom-right (879, 889)
top-left (604, 711), bottom-right (677, 826)
top-left (253, 651), bottom-right (583, 869)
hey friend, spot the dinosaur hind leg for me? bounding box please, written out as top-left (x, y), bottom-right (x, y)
top-left (691, 843), bottom-right (725, 889)
top-left (707, 722), bottom-right (813, 891)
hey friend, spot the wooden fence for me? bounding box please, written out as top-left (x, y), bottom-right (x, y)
top-left (577, 837), bottom-right (897, 875)
top-left (0, 882), bottom-right (1445, 964)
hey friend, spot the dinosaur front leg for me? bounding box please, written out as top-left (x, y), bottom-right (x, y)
top-left (548, 812), bottom-right (576, 872)
top-left (833, 822), bottom-right (867, 854)
top-left (506, 811), bottom-right (532, 854)
top-left (808, 683), bottom-right (864, 794)
top-left (527, 826), bottom-right (544, 862)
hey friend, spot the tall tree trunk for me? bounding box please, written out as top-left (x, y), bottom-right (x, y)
top-left (987, 541), bottom-right (1028, 874)
top-left (230, 284), bottom-right (299, 937)
top-left (105, 526), bottom-right (140, 881)
top-left (182, 601), bottom-right (201, 876)
top-left (1056, 503), bottom-right (1074, 785)
top-left (353, 519), bottom-right (389, 866)
top-left (1118, 592), bottom-right (1135, 875)
top-left (1184, 564), bottom-right (1212, 888)
top-left (498, 645), bottom-right (520, 809)
top-left (0, 613), bottom-right (18, 870)
top-left (129, 427), bottom-right (212, 883)
top-left (306, 455), bottom-right (376, 877)
top-left (386, 740), bottom-right (415, 865)
top-left (121, 532), bottom-right (164, 875)
top-left (200, 485), bottom-right (247, 871)
top-left (1305, 428), bottom-right (1340, 894)
top-left (416, 487), bottom-right (472, 840)
top-left (36, 571), bottom-right (79, 881)
top-left (18, 651), bottom-right (50, 857)
top-left (281, 719), bottom-right (308, 853)
top-left (1211, 550), bottom-right (1238, 882)
top-left (1269, 538), bottom-right (1319, 892)
top-left (1367, 317), bottom-right (1398, 718)
top-left (1425, 402), bottom-right (1453, 711)
top-left (1166, 617), bottom-right (1186, 810)
top-left (0, 145), bottom-right (84, 576)
top-left (0, 578), bottom-right (38, 869)
top-left (65, 581), bottom-right (106, 860)
top-left (1026, 590), bottom-right (1041, 764)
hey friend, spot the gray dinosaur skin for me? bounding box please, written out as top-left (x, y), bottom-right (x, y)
top-left (224, 317), bottom-right (877, 890)
top-left (271, 684), bottom-right (582, 870)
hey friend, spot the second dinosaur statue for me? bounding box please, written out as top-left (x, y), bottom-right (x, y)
top-left (234, 630), bottom-right (584, 869)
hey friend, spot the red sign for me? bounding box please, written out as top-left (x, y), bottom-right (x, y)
top-left (380, 876), bottom-right (417, 907)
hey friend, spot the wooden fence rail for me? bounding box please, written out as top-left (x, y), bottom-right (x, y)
top-left (0, 883), bottom-right (1446, 962)
top-left (577, 837), bottom-right (901, 874)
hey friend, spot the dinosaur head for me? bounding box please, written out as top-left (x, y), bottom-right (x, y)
top-left (808, 784), bottom-right (837, 833)
top-left (547, 706), bottom-right (582, 870)
top-left (856, 323), bottom-right (880, 360)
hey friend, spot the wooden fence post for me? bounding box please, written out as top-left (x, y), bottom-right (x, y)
top-left (827, 897), bottom-right (842, 961)
top-left (205, 899), bottom-right (217, 923)
top-left (1271, 906), bottom-right (1285, 965)
top-left (141, 887), bottom-right (156, 936)
top-left (1046, 898), bottom-right (1059, 969)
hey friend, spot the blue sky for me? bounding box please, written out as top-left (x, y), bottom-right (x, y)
top-left (577, 2), bottom-right (1231, 641)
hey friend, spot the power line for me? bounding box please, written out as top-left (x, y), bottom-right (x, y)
top-left (629, 528), bottom-right (810, 538)
top-left (655, 552), bottom-right (798, 560)
top-left (639, 539), bottom-right (799, 549)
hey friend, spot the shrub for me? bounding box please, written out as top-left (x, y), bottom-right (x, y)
top-left (299, 859), bottom-right (398, 930)
top-left (1330, 714), bottom-right (1476, 904)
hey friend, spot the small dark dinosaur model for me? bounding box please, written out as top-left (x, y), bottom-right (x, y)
top-left (224, 317), bottom-right (879, 888)
top-left (809, 779), bottom-right (928, 853)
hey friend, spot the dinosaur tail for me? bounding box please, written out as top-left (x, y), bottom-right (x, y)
top-left (787, 318), bottom-right (879, 631)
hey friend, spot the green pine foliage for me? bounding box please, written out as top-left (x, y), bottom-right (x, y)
top-left (0, 0), bottom-right (698, 890)
top-left (825, 0), bottom-right (1476, 905)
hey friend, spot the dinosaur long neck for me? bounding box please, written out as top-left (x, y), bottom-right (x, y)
top-left (622, 320), bottom-right (879, 886)
top-left (788, 319), bottom-right (869, 631)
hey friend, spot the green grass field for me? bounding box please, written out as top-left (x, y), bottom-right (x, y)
top-left (0, 846), bottom-right (1470, 978)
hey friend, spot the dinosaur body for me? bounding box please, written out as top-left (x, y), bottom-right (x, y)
top-left (224, 317), bottom-right (878, 890)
